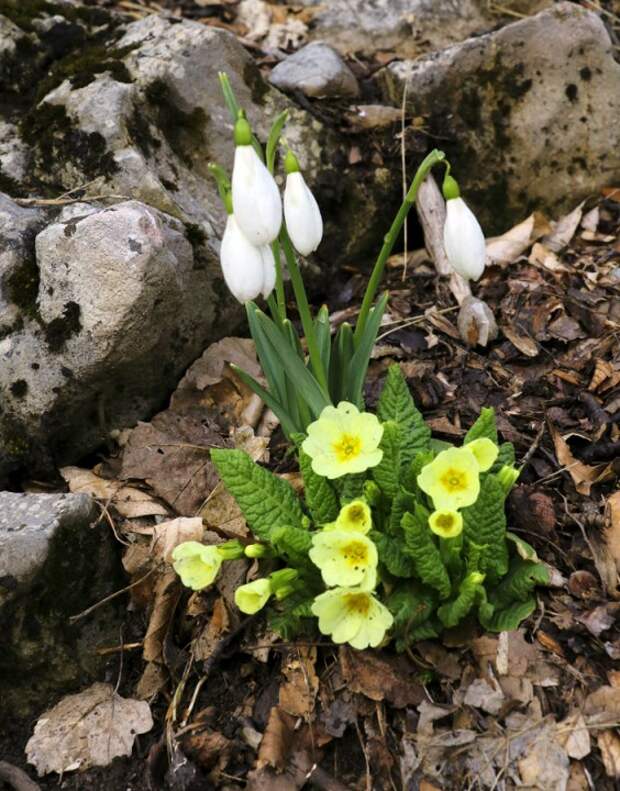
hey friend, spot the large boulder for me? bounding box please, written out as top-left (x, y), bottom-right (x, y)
top-left (297, 0), bottom-right (552, 58)
top-left (378, 2), bottom-right (620, 233)
top-left (0, 491), bottom-right (124, 718)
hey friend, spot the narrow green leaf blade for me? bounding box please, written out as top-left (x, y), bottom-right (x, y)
top-left (347, 292), bottom-right (388, 407)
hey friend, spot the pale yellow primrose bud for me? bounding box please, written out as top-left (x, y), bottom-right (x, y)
top-left (311, 587), bottom-right (394, 650)
top-left (466, 437), bottom-right (499, 472)
top-left (417, 446), bottom-right (480, 511)
top-left (235, 578), bottom-right (272, 614)
top-left (172, 541), bottom-right (223, 591)
top-left (301, 402), bottom-right (383, 480)
top-left (309, 529), bottom-right (377, 589)
top-left (334, 499), bottom-right (372, 534)
top-left (429, 509), bottom-right (463, 539)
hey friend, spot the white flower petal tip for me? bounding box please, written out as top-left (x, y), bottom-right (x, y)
top-left (443, 197), bottom-right (487, 281)
top-left (220, 215), bottom-right (268, 303)
top-left (232, 146), bottom-right (282, 245)
top-left (284, 171), bottom-right (323, 256)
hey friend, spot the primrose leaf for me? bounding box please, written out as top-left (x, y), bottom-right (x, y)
top-left (490, 558), bottom-right (550, 609)
top-left (493, 441), bottom-right (516, 471)
top-left (372, 531), bottom-right (416, 577)
top-left (211, 449), bottom-right (304, 541)
top-left (437, 573), bottom-right (484, 628)
top-left (478, 597), bottom-right (537, 633)
top-left (464, 407), bottom-right (498, 445)
top-left (402, 449), bottom-right (435, 495)
top-left (462, 474), bottom-right (509, 581)
top-left (506, 531), bottom-right (539, 562)
top-left (299, 450), bottom-right (339, 525)
top-left (269, 592), bottom-right (316, 640)
top-left (270, 526), bottom-right (313, 569)
top-left (388, 488), bottom-right (416, 536)
top-left (338, 473), bottom-right (366, 503)
top-left (402, 506), bottom-right (451, 599)
top-left (371, 421), bottom-right (401, 499)
top-left (377, 364), bottom-right (431, 465)
top-left (387, 584), bottom-right (436, 631)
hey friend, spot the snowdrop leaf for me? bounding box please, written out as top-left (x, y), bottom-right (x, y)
top-left (347, 292), bottom-right (389, 407)
top-left (329, 322), bottom-right (354, 404)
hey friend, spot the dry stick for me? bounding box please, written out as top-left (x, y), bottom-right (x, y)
top-left (69, 564), bottom-right (161, 623)
top-left (415, 173), bottom-right (472, 305)
top-left (0, 763), bottom-right (41, 791)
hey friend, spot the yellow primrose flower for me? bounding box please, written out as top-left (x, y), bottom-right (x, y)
top-left (312, 587), bottom-right (394, 649)
top-left (417, 446), bottom-right (480, 510)
top-left (429, 509), bottom-right (463, 539)
top-left (333, 499), bottom-right (372, 534)
top-left (301, 402), bottom-right (383, 479)
top-left (235, 578), bottom-right (272, 614)
top-left (172, 541), bottom-right (223, 590)
top-left (310, 529), bottom-right (377, 589)
top-left (466, 437), bottom-right (498, 472)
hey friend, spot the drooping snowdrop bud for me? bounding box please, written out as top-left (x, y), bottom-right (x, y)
top-left (283, 150), bottom-right (323, 256)
top-left (220, 210), bottom-right (274, 303)
top-left (442, 174), bottom-right (487, 282)
top-left (231, 115), bottom-right (282, 246)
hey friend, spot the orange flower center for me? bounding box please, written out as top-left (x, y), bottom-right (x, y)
top-left (333, 433), bottom-right (362, 463)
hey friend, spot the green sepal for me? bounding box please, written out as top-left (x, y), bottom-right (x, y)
top-left (437, 572), bottom-right (484, 628)
top-left (372, 531), bottom-right (416, 578)
top-left (464, 407), bottom-right (498, 445)
top-left (462, 474), bottom-right (509, 581)
top-left (270, 525), bottom-right (313, 569)
top-left (402, 505), bottom-right (451, 599)
top-left (299, 450), bottom-right (339, 525)
top-left (371, 420), bottom-right (401, 499)
top-left (211, 449), bottom-right (304, 541)
top-left (377, 364), bottom-right (431, 466)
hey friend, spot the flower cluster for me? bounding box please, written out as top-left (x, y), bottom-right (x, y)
top-left (171, 366), bottom-right (549, 652)
top-left (218, 115), bottom-right (323, 304)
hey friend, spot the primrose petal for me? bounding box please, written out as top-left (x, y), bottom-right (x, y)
top-left (466, 437), bottom-right (499, 472)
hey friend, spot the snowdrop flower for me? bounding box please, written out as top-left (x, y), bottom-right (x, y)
top-left (283, 150), bottom-right (323, 256)
top-left (442, 175), bottom-right (486, 282)
top-left (220, 211), bottom-right (275, 303)
top-left (231, 115), bottom-right (282, 245)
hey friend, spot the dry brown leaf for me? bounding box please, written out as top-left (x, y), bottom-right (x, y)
top-left (279, 647), bottom-right (319, 719)
top-left (193, 598), bottom-right (230, 663)
top-left (597, 730), bottom-right (620, 778)
top-left (26, 683), bottom-right (152, 775)
top-left (143, 570), bottom-right (181, 662)
top-left (584, 685), bottom-right (620, 718)
top-left (589, 359), bottom-right (614, 391)
top-left (183, 730), bottom-right (233, 776)
top-left (150, 517), bottom-right (204, 562)
top-left (136, 661), bottom-right (168, 700)
top-left (517, 725), bottom-right (570, 790)
top-left (463, 678), bottom-right (504, 715)
top-left (200, 483), bottom-right (248, 539)
top-left (502, 325), bottom-right (540, 357)
top-left (339, 648), bottom-right (424, 708)
top-left (486, 211), bottom-right (551, 264)
top-left (543, 201), bottom-right (585, 252)
top-left (61, 466), bottom-right (168, 518)
top-left (548, 422), bottom-right (603, 496)
top-left (557, 712), bottom-right (591, 760)
top-left (605, 491), bottom-right (620, 573)
top-left (256, 707), bottom-right (296, 772)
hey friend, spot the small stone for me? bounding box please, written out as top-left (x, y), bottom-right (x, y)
top-left (270, 42), bottom-right (359, 98)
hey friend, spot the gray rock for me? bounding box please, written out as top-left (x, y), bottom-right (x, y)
top-left (0, 491), bottom-right (97, 603)
top-left (0, 198), bottom-right (222, 477)
top-left (378, 2), bottom-right (620, 233)
top-left (0, 491), bottom-right (124, 718)
top-left (297, 0), bottom-right (553, 58)
top-left (270, 42), bottom-right (359, 98)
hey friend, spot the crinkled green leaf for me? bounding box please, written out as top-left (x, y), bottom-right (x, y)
top-left (388, 488), bottom-right (416, 536)
top-left (478, 597), bottom-right (537, 633)
top-left (377, 364), bottom-right (431, 465)
top-left (269, 592), bottom-right (316, 640)
top-left (299, 450), bottom-right (339, 525)
top-left (462, 474), bottom-right (509, 580)
top-left (491, 559), bottom-right (549, 609)
top-left (371, 420), bottom-right (401, 499)
top-left (465, 540), bottom-right (487, 574)
top-left (372, 531), bottom-right (416, 577)
top-left (387, 584), bottom-right (436, 630)
top-left (402, 506), bottom-right (451, 599)
top-left (402, 449), bottom-right (435, 495)
top-left (338, 473), bottom-right (366, 502)
top-left (506, 531), bottom-right (540, 562)
top-left (437, 573), bottom-right (483, 628)
top-left (493, 441), bottom-right (515, 470)
top-left (464, 407), bottom-right (498, 445)
top-left (270, 525), bottom-right (313, 569)
top-left (211, 449), bottom-right (303, 541)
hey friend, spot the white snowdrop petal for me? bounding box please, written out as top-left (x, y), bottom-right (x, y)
top-left (443, 197), bottom-right (487, 281)
top-left (284, 171), bottom-right (323, 256)
top-left (232, 146), bottom-right (282, 245)
top-left (260, 245), bottom-right (276, 299)
top-left (220, 215), bottom-right (265, 303)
